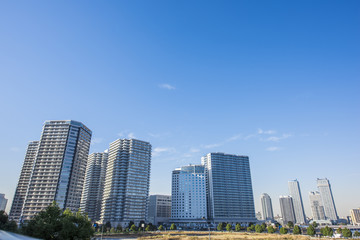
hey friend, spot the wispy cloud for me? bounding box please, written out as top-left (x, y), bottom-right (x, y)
top-left (190, 148), bottom-right (201, 153)
top-left (258, 128), bottom-right (277, 135)
top-left (153, 147), bottom-right (176, 156)
top-left (159, 83), bottom-right (176, 90)
top-left (203, 143), bottom-right (223, 149)
top-left (91, 137), bottom-right (104, 145)
top-left (266, 146), bottom-right (280, 151)
top-left (265, 134), bottom-right (291, 142)
top-left (226, 134), bottom-right (242, 142)
top-left (118, 130), bottom-right (136, 139)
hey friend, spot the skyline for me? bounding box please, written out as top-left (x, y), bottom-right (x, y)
top-left (1, 0), bottom-right (359, 220)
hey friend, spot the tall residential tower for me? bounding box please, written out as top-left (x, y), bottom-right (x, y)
top-left (11, 120), bottom-right (92, 222)
top-left (309, 191), bottom-right (325, 221)
top-left (317, 178), bottom-right (338, 221)
top-left (260, 193), bottom-right (274, 221)
top-left (100, 139), bottom-right (151, 227)
top-left (9, 141), bottom-right (39, 222)
top-left (288, 180), bottom-right (306, 224)
top-left (279, 196), bottom-right (296, 225)
top-left (201, 153), bottom-right (256, 224)
top-left (80, 151), bottom-right (108, 222)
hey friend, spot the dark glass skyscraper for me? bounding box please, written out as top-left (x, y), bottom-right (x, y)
top-left (201, 153), bottom-right (256, 224)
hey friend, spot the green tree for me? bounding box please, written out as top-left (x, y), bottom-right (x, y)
top-left (280, 227), bottom-right (288, 234)
top-left (22, 203), bottom-right (94, 240)
top-left (260, 223), bottom-right (267, 232)
top-left (247, 226), bottom-right (252, 232)
top-left (170, 223), bottom-right (177, 230)
top-left (235, 223), bottom-right (242, 232)
top-left (320, 226), bottom-right (333, 237)
top-left (337, 227), bottom-right (342, 234)
top-left (307, 225), bottom-right (316, 236)
top-left (354, 231), bottom-right (360, 237)
top-left (0, 211), bottom-right (17, 232)
top-left (293, 225), bottom-right (301, 235)
top-left (255, 224), bottom-right (263, 233)
top-left (145, 225), bottom-right (151, 231)
top-left (342, 228), bottom-right (352, 238)
top-left (267, 226), bottom-right (275, 234)
top-left (130, 224), bottom-right (137, 232)
top-left (116, 224), bottom-right (123, 232)
top-left (217, 222), bottom-right (225, 231)
top-left (226, 223), bottom-right (232, 232)
top-left (312, 221), bottom-right (319, 228)
top-left (287, 221), bottom-right (294, 228)
top-left (158, 225), bottom-right (164, 231)
top-left (110, 227), bottom-right (116, 233)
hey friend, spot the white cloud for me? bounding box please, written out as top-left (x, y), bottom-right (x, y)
top-left (128, 132), bottom-right (136, 139)
top-left (266, 146), bottom-right (280, 151)
top-left (258, 128), bottom-right (276, 135)
top-left (265, 134), bottom-right (291, 142)
top-left (203, 143), bottom-right (223, 149)
top-left (159, 83), bottom-right (176, 90)
top-left (91, 137), bottom-right (104, 145)
top-left (227, 134), bottom-right (242, 142)
top-left (153, 147), bottom-right (176, 156)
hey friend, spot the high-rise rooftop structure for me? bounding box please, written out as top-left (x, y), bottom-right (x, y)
top-left (0, 193), bottom-right (8, 211)
top-left (201, 153), bottom-right (256, 224)
top-left (350, 208), bottom-right (360, 226)
top-left (147, 195), bottom-right (171, 226)
top-left (171, 165), bottom-right (207, 225)
top-left (309, 191), bottom-right (326, 221)
top-left (15, 120), bottom-right (92, 222)
top-left (317, 178), bottom-right (338, 221)
top-left (260, 193), bottom-right (274, 221)
top-left (9, 141), bottom-right (39, 222)
top-left (279, 196), bottom-right (296, 225)
top-left (80, 151), bottom-right (108, 222)
top-left (101, 139), bottom-right (151, 227)
top-left (288, 180), bottom-right (306, 224)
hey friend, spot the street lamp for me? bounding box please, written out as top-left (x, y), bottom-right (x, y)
top-left (202, 217), bottom-right (210, 240)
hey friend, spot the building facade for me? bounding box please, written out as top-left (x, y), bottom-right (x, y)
top-left (147, 195), bottom-right (171, 226)
top-left (101, 139), bottom-right (151, 227)
top-left (279, 196), bottom-right (296, 225)
top-left (15, 120), bottom-right (92, 222)
top-left (201, 153), bottom-right (256, 224)
top-left (171, 165), bottom-right (207, 226)
top-left (0, 193), bottom-right (8, 211)
top-left (260, 193), bottom-right (274, 221)
top-left (317, 178), bottom-right (338, 221)
top-left (9, 141), bottom-right (39, 222)
top-left (80, 151), bottom-right (108, 222)
top-left (309, 191), bottom-right (326, 221)
top-left (288, 180), bottom-right (306, 224)
top-left (350, 208), bottom-right (360, 226)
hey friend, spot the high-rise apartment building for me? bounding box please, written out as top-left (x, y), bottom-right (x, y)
top-left (9, 141), bottom-right (39, 222)
top-left (279, 196), bottom-right (296, 225)
top-left (101, 139), bottom-right (151, 227)
top-left (0, 193), bottom-right (8, 211)
top-left (80, 151), bottom-right (108, 222)
top-left (201, 153), bottom-right (256, 224)
top-left (288, 180), bottom-right (306, 224)
top-left (13, 120), bottom-right (92, 222)
top-left (317, 178), bottom-right (338, 221)
top-left (147, 195), bottom-right (171, 226)
top-left (171, 165), bottom-right (207, 226)
top-left (350, 208), bottom-right (360, 226)
top-left (309, 191), bottom-right (326, 220)
top-left (260, 193), bottom-right (274, 221)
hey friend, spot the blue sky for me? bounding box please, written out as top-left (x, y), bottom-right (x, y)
top-left (1, 1), bottom-right (359, 217)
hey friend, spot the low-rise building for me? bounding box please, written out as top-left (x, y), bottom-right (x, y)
top-left (147, 195), bottom-right (171, 226)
